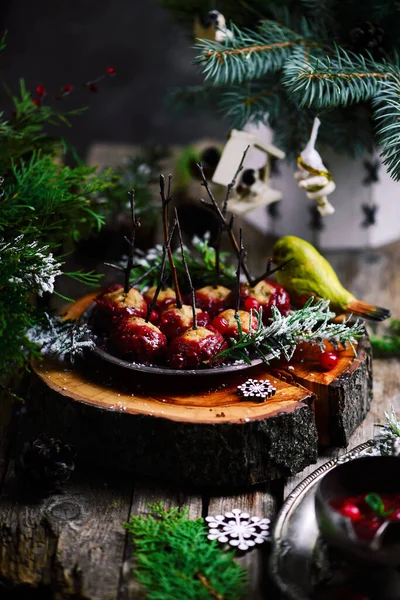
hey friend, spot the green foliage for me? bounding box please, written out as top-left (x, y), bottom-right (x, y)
top-left (375, 405), bottom-right (400, 454)
top-left (214, 298), bottom-right (365, 365)
top-left (164, 0), bottom-right (400, 171)
top-left (2, 152), bottom-right (112, 243)
top-left (371, 319), bottom-right (400, 357)
top-left (0, 45), bottom-right (114, 379)
top-left (132, 235), bottom-right (236, 290)
top-left (100, 147), bottom-right (168, 224)
top-left (123, 502), bottom-right (247, 600)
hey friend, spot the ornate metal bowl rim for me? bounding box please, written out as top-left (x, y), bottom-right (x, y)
top-left (269, 439), bottom-right (376, 600)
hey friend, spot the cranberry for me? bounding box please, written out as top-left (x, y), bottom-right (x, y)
top-left (33, 98), bottom-right (40, 106)
top-left (36, 84), bottom-right (46, 96)
top-left (319, 350), bottom-right (338, 370)
top-left (340, 503), bottom-right (361, 520)
top-left (389, 508), bottom-right (400, 520)
top-left (107, 66), bottom-right (116, 75)
top-left (63, 84), bottom-right (74, 93)
top-left (244, 297), bottom-right (260, 312)
top-left (213, 316), bottom-right (230, 334)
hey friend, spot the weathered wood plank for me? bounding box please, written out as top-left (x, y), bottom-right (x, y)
top-left (207, 485), bottom-right (280, 600)
top-left (0, 462), bottom-right (133, 600)
top-left (118, 481), bottom-right (203, 600)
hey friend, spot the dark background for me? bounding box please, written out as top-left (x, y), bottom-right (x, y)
top-left (0, 0), bottom-right (227, 158)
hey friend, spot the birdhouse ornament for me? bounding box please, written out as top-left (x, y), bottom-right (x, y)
top-left (212, 129), bottom-right (285, 216)
top-left (194, 10), bottom-right (232, 42)
top-left (295, 118), bottom-right (336, 216)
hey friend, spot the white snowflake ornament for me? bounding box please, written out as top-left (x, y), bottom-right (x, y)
top-left (206, 508), bottom-right (270, 551)
top-left (237, 378), bottom-right (276, 401)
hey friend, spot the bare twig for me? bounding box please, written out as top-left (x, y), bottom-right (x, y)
top-left (145, 220), bottom-right (176, 322)
top-left (175, 208), bottom-right (197, 330)
top-left (124, 189), bottom-right (140, 293)
top-left (197, 160), bottom-right (253, 283)
top-left (250, 258), bottom-right (294, 287)
top-left (160, 174), bottom-right (182, 308)
top-left (104, 189), bottom-right (140, 292)
top-left (222, 145), bottom-right (249, 217)
top-left (236, 228), bottom-right (244, 315)
top-left (130, 264), bottom-right (158, 288)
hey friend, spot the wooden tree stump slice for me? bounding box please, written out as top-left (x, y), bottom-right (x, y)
top-left (273, 336), bottom-right (373, 447)
top-left (30, 359), bottom-right (317, 487)
top-left (27, 294), bottom-right (372, 486)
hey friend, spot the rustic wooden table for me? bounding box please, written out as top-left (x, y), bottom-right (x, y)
top-left (1, 237), bottom-right (399, 600)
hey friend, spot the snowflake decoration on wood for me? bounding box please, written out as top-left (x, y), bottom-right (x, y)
top-left (206, 508), bottom-right (270, 551)
top-left (237, 378), bottom-right (276, 401)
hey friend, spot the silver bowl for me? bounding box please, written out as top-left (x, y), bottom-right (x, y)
top-left (315, 456), bottom-right (400, 567)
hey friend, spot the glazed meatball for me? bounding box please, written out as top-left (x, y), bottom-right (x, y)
top-left (239, 279), bottom-right (290, 322)
top-left (167, 326), bottom-right (227, 369)
top-left (109, 316), bottom-right (167, 363)
top-left (211, 309), bottom-right (258, 339)
top-left (194, 285), bottom-right (232, 317)
top-left (93, 284), bottom-right (147, 333)
top-left (159, 304), bottom-right (209, 339)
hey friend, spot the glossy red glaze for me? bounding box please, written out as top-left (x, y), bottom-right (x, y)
top-left (143, 286), bottom-right (176, 315)
top-left (159, 305), bottom-right (210, 339)
top-left (110, 317), bottom-right (166, 362)
top-left (240, 279), bottom-right (290, 322)
top-left (167, 326), bottom-right (227, 369)
top-left (93, 285), bottom-right (148, 333)
top-left (211, 309), bottom-right (258, 339)
top-left (319, 351), bottom-right (339, 370)
top-left (194, 285), bottom-right (233, 317)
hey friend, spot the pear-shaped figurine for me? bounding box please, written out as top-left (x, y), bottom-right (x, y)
top-left (295, 118), bottom-right (336, 216)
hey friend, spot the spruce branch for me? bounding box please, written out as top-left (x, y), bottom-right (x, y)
top-left (283, 46), bottom-right (393, 108)
top-left (196, 21), bottom-right (321, 85)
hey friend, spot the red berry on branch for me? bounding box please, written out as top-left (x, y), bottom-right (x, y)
top-left (33, 98), bottom-right (40, 107)
top-left (107, 66), bottom-right (116, 75)
top-left (319, 351), bottom-right (338, 371)
top-left (63, 84), bottom-right (74, 93)
top-left (88, 82), bottom-right (98, 93)
top-left (244, 297), bottom-right (260, 312)
top-left (340, 503), bottom-right (361, 520)
top-left (36, 84), bottom-right (46, 97)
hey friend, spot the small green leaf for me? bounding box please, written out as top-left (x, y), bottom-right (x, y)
top-left (365, 493), bottom-right (394, 517)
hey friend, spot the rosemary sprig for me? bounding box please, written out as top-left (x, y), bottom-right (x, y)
top-left (213, 298), bottom-right (365, 365)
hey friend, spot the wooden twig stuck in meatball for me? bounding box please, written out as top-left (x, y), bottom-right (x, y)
top-left (160, 174), bottom-right (182, 308)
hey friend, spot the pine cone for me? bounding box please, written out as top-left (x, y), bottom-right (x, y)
top-left (18, 434), bottom-right (75, 488)
top-left (348, 21), bottom-right (385, 58)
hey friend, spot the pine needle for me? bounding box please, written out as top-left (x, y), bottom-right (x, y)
top-left (123, 502), bottom-right (247, 600)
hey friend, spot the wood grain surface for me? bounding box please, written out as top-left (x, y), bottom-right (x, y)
top-left (0, 198), bottom-right (399, 598)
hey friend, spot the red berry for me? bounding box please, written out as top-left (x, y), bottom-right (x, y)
top-left (107, 66), bottom-right (116, 75)
top-left (36, 84), bottom-right (46, 97)
top-left (33, 98), bottom-right (40, 106)
top-left (319, 350), bottom-right (338, 371)
top-left (214, 316), bottom-right (230, 334)
top-left (389, 508), bottom-right (400, 520)
top-left (88, 82), bottom-right (98, 93)
top-left (244, 297), bottom-right (260, 312)
top-left (340, 503), bottom-right (361, 520)
top-left (63, 84), bottom-right (74, 93)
